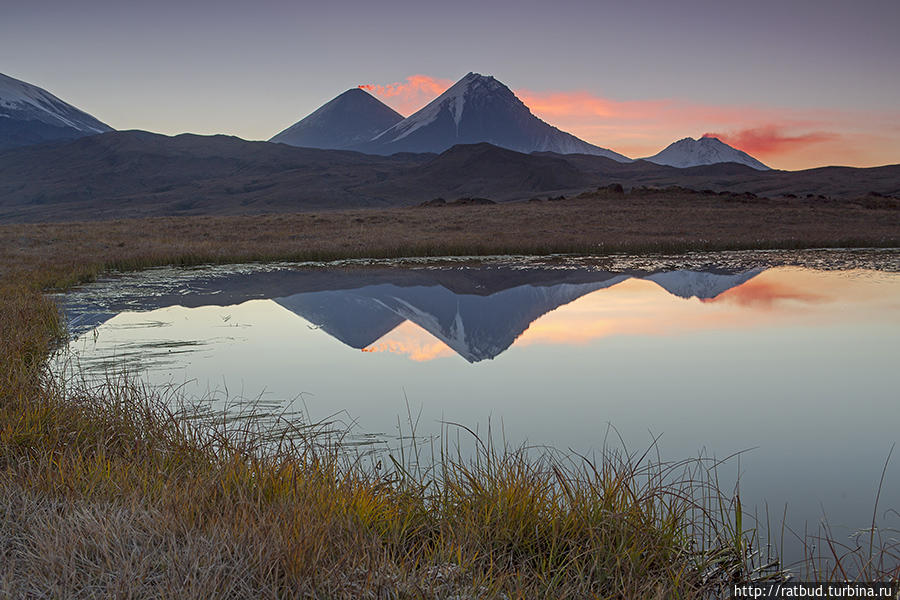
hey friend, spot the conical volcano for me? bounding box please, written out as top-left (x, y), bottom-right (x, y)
top-left (270, 87), bottom-right (403, 150)
top-left (356, 72), bottom-right (631, 160)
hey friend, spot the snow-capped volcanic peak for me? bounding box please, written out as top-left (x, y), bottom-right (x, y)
top-left (644, 136), bottom-right (770, 170)
top-left (437, 72), bottom-right (503, 127)
top-left (0, 72), bottom-right (111, 134)
top-left (362, 72), bottom-right (631, 161)
top-left (372, 73), bottom-right (503, 143)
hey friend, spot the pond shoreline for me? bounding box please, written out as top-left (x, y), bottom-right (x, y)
top-left (3, 191), bottom-right (899, 283)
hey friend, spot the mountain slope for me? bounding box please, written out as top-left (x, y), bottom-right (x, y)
top-left (363, 143), bottom-right (592, 202)
top-left (0, 72), bottom-right (113, 150)
top-left (270, 88), bottom-right (403, 150)
top-left (0, 130), bottom-right (432, 221)
top-left (356, 72), bottom-right (631, 161)
top-left (275, 290), bottom-right (405, 348)
top-left (644, 136), bottom-right (770, 170)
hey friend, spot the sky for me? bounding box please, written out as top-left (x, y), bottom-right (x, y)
top-left (2, 0), bottom-right (898, 170)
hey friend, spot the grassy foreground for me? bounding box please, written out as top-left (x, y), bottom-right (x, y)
top-left (2, 200), bottom-right (898, 598)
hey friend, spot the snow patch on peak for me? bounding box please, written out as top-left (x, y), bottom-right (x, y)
top-left (442, 75), bottom-right (473, 127)
top-left (698, 136), bottom-right (728, 147)
top-left (451, 93), bottom-right (464, 127)
top-left (461, 72), bottom-right (494, 84)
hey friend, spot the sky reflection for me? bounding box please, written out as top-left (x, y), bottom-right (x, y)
top-left (361, 268), bottom-right (896, 361)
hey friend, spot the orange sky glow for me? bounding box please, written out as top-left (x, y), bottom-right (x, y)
top-left (361, 75), bottom-right (900, 171)
top-left (361, 321), bottom-right (455, 362)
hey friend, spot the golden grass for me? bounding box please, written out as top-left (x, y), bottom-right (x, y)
top-left (1, 196), bottom-right (898, 597)
top-left (1, 373), bottom-right (758, 598)
top-left (2, 192), bottom-right (898, 276)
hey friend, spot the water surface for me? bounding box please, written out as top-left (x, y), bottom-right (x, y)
top-left (55, 250), bottom-right (900, 569)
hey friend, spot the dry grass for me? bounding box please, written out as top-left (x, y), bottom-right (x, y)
top-left (1, 367), bottom-right (760, 598)
top-left (1, 197), bottom-right (898, 598)
top-left (2, 192), bottom-right (898, 280)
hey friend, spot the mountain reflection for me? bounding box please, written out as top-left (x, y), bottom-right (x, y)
top-left (62, 264), bottom-right (765, 363)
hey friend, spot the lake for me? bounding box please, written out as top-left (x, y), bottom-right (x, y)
top-left (53, 249), bottom-right (900, 570)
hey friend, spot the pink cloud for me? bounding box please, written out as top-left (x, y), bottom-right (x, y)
top-left (514, 90), bottom-right (668, 120)
top-left (703, 127), bottom-right (839, 157)
top-left (359, 74), bottom-right (454, 116)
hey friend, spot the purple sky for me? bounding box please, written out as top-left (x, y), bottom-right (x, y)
top-left (3, 0), bottom-right (898, 168)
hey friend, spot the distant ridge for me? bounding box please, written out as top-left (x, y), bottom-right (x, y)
top-left (1, 132), bottom-right (898, 223)
top-left (270, 88), bottom-right (403, 150)
top-left (355, 72), bottom-right (631, 161)
top-left (644, 136), bottom-right (770, 170)
top-left (395, 142), bottom-right (592, 193)
top-left (0, 72), bottom-right (112, 151)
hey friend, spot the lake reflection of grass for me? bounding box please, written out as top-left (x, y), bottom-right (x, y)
top-left (1, 228), bottom-right (897, 596)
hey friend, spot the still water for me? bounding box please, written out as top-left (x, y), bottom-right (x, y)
top-left (55, 250), bottom-right (899, 569)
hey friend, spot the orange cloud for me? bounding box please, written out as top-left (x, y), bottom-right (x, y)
top-left (514, 90), bottom-right (668, 120)
top-left (703, 127), bottom-right (839, 157)
top-left (359, 74), bottom-right (454, 116)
